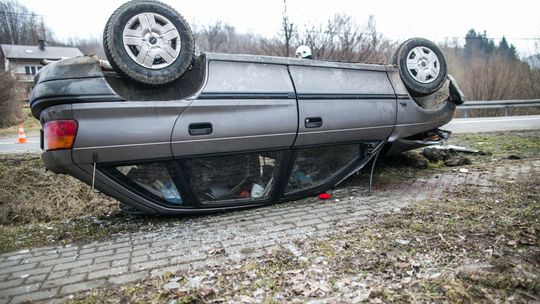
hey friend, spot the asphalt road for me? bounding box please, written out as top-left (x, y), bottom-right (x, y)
top-left (0, 133), bottom-right (40, 154)
top-left (442, 115), bottom-right (540, 133)
top-left (0, 115), bottom-right (539, 154)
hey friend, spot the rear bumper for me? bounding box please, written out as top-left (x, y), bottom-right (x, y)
top-left (30, 57), bottom-right (123, 119)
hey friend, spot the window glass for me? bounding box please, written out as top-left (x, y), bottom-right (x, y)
top-left (185, 152), bottom-right (280, 203)
top-left (116, 162), bottom-right (183, 205)
top-left (286, 145), bottom-right (359, 193)
top-left (204, 61), bottom-right (294, 93)
top-left (30, 66), bottom-right (36, 75)
top-left (25, 66), bottom-right (30, 75)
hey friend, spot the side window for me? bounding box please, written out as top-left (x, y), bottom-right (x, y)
top-left (286, 145), bottom-right (360, 194)
top-left (106, 162), bottom-right (184, 206)
top-left (203, 61), bottom-right (294, 93)
top-left (289, 66), bottom-right (392, 95)
top-left (184, 152), bottom-right (280, 203)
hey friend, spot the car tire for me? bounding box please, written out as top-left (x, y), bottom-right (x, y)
top-left (103, 0), bottom-right (195, 86)
top-left (392, 38), bottom-right (447, 97)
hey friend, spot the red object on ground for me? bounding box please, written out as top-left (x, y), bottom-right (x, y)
top-left (318, 193), bottom-right (331, 200)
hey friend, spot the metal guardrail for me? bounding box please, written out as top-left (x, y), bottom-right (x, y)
top-left (456, 99), bottom-right (540, 117)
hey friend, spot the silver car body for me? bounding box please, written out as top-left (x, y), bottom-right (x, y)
top-left (31, 53), bottom-right (456, 214)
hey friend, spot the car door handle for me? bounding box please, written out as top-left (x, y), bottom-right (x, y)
top-left (188, 122), bottom-right (213, 136)
top-left (305, 117), bottom-right (322, 128)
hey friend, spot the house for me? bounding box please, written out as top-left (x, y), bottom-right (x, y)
top-left (0, 40), bottom-right (83, 101)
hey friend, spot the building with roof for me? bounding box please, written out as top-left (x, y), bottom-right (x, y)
top-left (1, 41), bottom-right (83, 100)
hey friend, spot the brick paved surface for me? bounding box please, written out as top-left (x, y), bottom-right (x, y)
top-left (0, 160), bottom-right (538, 303)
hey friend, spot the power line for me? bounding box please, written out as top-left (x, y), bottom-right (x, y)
top-left (0, 11), bottom-right (43, 17)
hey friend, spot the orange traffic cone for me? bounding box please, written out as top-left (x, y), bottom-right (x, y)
top-left (18, 125), bottom-right (27, 144)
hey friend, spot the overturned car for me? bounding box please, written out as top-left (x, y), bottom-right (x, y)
top-left (30, 0), bottom-right (464, 214)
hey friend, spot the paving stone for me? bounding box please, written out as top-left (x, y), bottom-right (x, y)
top-left (60, 279), bottom-right (105, 295)
top-left (5, 252), bottom-right (33, 261)
top-left (69, 262), bottom-right (110, 275)
top-left (108, 271), bottom-right (148, 285)
top-left (0, 260), bottom-right (21, 269)
top-left (130, 259), bottom-right (169, 272)
top-left (97, 252), bottom-right (130, 264)
top-left (23, 253), bottom-right (60, 264)
top-left (77, 249), bottom-right (114, 261)
top-left (0, 262), bottom-right (37, 275)
top-left (78, 247), bottom-right (97, 255)
top-left (112, 259), bottom-right (130, 268)
top-left (46, 270), bottom-right (68, 280)
top-left (10, 266), bottom-right (53, 280)
top-left (42, 273), bottom-right (86, 289)
top-left (130, 254), bottom-right (149, 264)
top-left (88, 266), bottom-right (128, 280)
top-left (0, 283), bottom-right (40, 297)
top-left (52, 259), bottom-right (93, 271)
top-left (0, 278), bottom-right (24, 290)
top-left (24, 273), bottom-right (48, 284)
top-left (98, 242), bottom-right (131, 252)
top-left (39, 256), bottom-right (77, 267)
top-left (9, 287), bottom-right (59, 304)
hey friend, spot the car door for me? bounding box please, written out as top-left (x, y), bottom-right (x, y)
top-left (171, 59), bottom-right (298, 157)
top-left (288, 65), bottom-right (397, 147)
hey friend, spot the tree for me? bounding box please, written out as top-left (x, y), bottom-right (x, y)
top-left (498, 36), bottom-right (517, 60)
top-left (0, 0), bottom-right (54, 45)
top-left (279, 0), bottom-right (296, 57)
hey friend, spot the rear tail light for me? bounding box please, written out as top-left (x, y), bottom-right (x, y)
top-left (44, 120), bottom-right (78, 151)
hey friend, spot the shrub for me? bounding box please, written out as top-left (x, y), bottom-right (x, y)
top-left (0, 69), bottom-right (22, 128)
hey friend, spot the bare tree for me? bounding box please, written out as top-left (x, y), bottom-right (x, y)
top-left (0, 0), bottom-right (54, 45)
top-left (279, 0), bottom-right (296, 57)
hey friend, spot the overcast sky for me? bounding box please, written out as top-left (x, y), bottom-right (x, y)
top-left (17, 0), bottom-right (540, 56)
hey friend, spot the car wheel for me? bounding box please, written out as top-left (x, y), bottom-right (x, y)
top-left (393, 38), bottom-right (447, 97)
top-left (103, 0), bottom-right (195, 86)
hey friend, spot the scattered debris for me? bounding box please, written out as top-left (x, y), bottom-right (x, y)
top-left (318, 193), bottom-right (331, 200)
top-left (395, 239), bottom-right (411, 245)
top-left (459, 168), bottom-right (469, 173)
top-left (508, 154), bottom-right (523, 160)
top-left (207, 247), bottom-right (225, 255)
top-left (163, 281), bottom-right (181, 291)
top-left (444, 157), bottom-right (472, 167)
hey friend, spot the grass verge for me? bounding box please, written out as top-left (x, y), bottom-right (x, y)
top-left (0, 107), bottom-right (41, 137)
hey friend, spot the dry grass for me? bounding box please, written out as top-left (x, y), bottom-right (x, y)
top-left (0, 155), bottom-right (118, 225)
top-left (0, 107), bottom-right (41, 137)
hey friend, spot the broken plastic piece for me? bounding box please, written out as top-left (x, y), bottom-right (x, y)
top-left (430, 145), bottom-right (480, 153)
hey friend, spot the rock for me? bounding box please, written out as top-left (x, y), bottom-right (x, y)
top-left (395, 239), bottom-right (411, 245)
top-left (422, 148), bottom-right (454, 161)
top-left (444, 157), bottom-right (472, 167)
top-left (459, 168), bottom-right (469, 173)
top-left (508, 154), bottom-right (522, 160)
top-left (400, 151), bottom-right (429, 168)
top-left (163, 281), bottom-right (181, 290)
